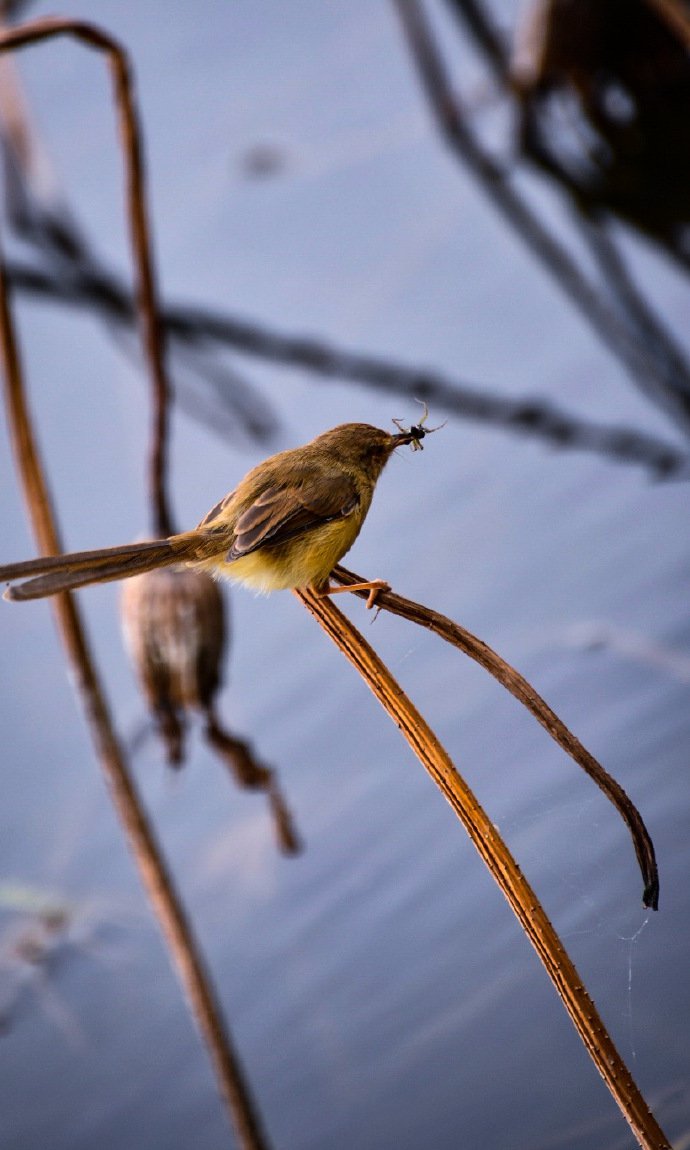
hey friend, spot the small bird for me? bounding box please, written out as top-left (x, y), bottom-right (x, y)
top-left (1, 419), bottom-right (432, 605)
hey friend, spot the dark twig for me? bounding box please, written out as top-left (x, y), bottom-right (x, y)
top-left (158, 301), bottom-right (690, 474)
top-left (392, 0), bottom-right (690, 435)
top-left (446, 0), bottom-right (690, 410)
top-left (5, 259), bottom-right (688, 476)
top-left (333, 565), bottom-right (659, 911)
top-left (444, 0), bottom-right (510, 81)
top-left (574, 208), bottom-right (690, 422)
top-left (0, 36), bottom-right (686, 476)
top-left (296, 586), bottom-right (670, 1150)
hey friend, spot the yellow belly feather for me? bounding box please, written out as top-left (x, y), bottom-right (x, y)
top-left (197, 513), bottom-right (364, 593)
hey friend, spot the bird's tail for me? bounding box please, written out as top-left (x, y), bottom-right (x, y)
top-left (1, 534), bottom-right (205, 601)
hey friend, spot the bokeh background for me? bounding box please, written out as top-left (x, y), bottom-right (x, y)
top-left (0, 2), bottom-right (688, 1147)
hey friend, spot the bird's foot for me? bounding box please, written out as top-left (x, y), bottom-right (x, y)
top-left (315, 578), bottom-right (390, 609)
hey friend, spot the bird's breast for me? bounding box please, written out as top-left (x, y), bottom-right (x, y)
top-left (204, 512), bottom-right (364, 593)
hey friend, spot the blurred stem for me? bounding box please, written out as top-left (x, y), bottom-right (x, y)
top-left (7, 258), bottom-right (689, 474)
top-left (648, 0), bottom-right (690, 47)
top-left (296, 586), bottom-right (670, 1150)
top-left (574, 208), bottom-right (690, 422)
top-left (447, 0), bottom-right (690, 406)
top-left (444, 0), bottom-right (509, 79)
top-left (393, 0), bottom-right (690, 434)
top-left (0, 245), bottom-right (271, 1150)
top-left (0, 16), bottom-right (173, 535)
top-left (0, 128), bottom-right (270, 1150)
top-left (0, 15), bottom-right (687, 472)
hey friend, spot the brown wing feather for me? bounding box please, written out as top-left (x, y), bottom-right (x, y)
top-left (229, 475), bottom-right (359, 561)
top-left (197, 490), bottom-right (236, 528)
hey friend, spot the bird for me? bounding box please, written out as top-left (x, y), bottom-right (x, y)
top-left (0, 419), bottom-right (432, 606)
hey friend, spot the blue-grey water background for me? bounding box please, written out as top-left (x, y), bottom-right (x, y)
top-left (0, 3), bottom-right (688, 1147)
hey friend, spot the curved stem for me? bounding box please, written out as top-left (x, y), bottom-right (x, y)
top-left (0, 24), bottom-right (270, 1142)
top-left (0, 16), bottom-right (174, 535)
top-left (296, 585), bottom-right (670, 1150)
top-left (334, 564), bottom-right (658, 910)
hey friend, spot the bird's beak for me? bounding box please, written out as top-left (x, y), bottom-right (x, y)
top-left (392, 429), bottom-right (425, 451)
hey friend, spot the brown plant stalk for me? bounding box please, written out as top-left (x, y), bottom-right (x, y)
top-left (334, 564), bottom-right (658, 910)
top-left (0, 16), bottom-right (173, 535)
top-left (296, 585), bottom-right (670, 1150)
top-left (0, 18), bottom-right (272, 1149)
top-left (0, 247), bottom-right (270, 1150)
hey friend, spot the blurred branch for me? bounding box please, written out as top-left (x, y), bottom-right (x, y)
top-left (0, 18), bottom-right (297, 848)
top-left (0, 43), bottom-right (278, 448)
top-left (0, 18), bottom-right (273, 1149)
top-left (0, 20), bottom-right (685, 477)
top-left (648, 0), bottom-right (690, 46)
top-left (574, 208), bottom-right (690, 423)
top-left (4, 258), bottom-right (688, 476)
top-left (393, 0), bottom-right (690, 434)
top-left (0, 15), bottom-right (174, 535)
top-left (0, 241), bottom-right (270, 1150)
top-left (296, 585), bottom-right (670, 1150)
top-left (449, 0), bottom-right (690, 366)
top-left (205, 715), bottom-right (302, 855)
top-left (444, 0), bottom-right (509, 79)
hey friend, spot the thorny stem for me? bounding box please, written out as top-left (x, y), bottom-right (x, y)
top-left (334, 564), bottom-right (659, 910)
top-left (296, 586), bottom-right (671, 1150)
top-left (0, 17), bottom-right (174, 536)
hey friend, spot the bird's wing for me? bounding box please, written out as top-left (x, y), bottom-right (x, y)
top-left (228, 474), bottom-right (359, 560)
top-left (197, 490), bottom-right (236, 528)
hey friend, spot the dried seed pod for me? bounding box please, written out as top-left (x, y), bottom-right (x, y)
top-left (120, 566), bottom-right (226, 765)
top-left (120, 566), bottom-right (301, 853)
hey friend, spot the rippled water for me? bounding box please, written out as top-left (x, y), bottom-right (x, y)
top-left (0, 4), bottom-right (688, 1148)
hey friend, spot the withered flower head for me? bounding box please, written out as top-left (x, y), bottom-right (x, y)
top-left (120, 567), bottom-right (226, 765)
top-left (120, 566), bottom-right (300, 854)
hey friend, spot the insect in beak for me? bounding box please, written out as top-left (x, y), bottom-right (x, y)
top-left (393, 401), bottom-right (446, 450)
